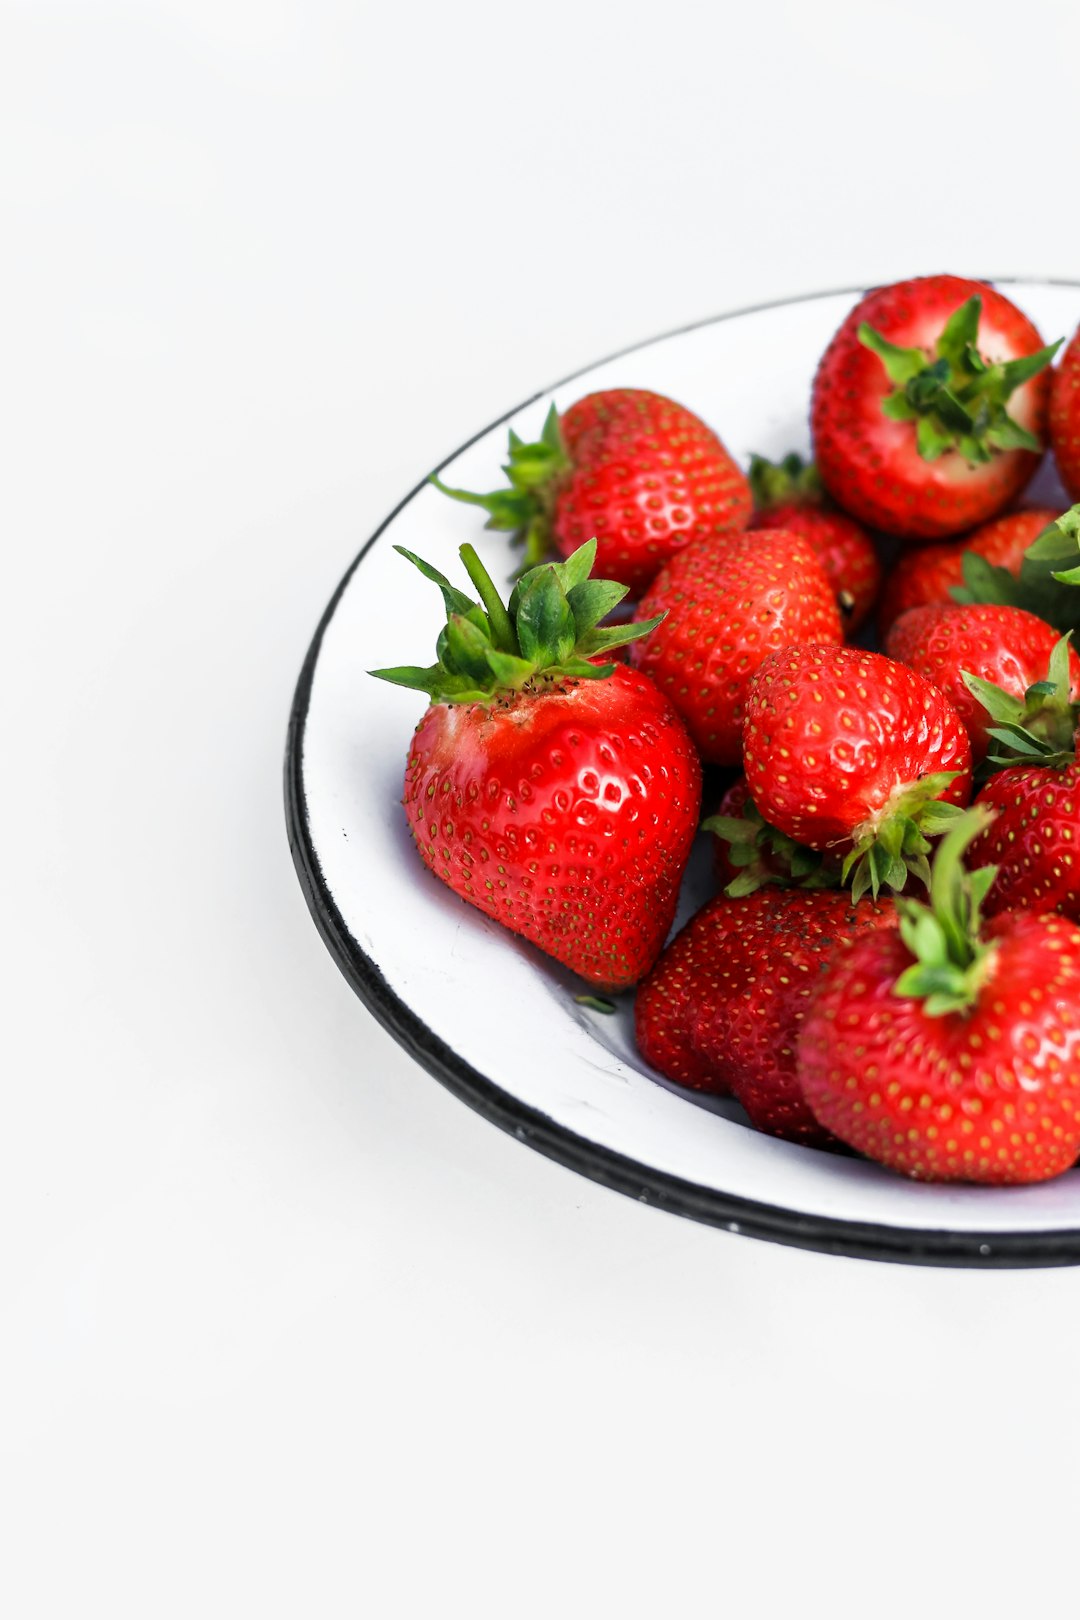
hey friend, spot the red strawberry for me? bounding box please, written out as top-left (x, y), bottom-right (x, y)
top-left (748, 452), bottom-right (882, 634)
top-left (812, 276), bottom-right (1059, 540)
top-left (971, 762), bottom-right (1080, 923)
top-left (433, 390), bottom-right (751, 596)
top-left (952, 630), bottom-right (1080, 920)
top-left (628, 530), bottom-right (842, 765)
top-left (742, 644), bottom-right (972, 900)
top-left (1049, 325), bottom-right (1080, 501)
top-left (634, 888), bottom-right (896, 1144)
top-left (950, 502), bottom-right (1080, 643)
top-left (883, 602), bottom-right (1080, 765)
top-left (371, 539), bottom-right (702, 989)
top-left (876, 507), bottom-right (1057, 635)
top-left (797, 811), bottom-right (1080, 1184)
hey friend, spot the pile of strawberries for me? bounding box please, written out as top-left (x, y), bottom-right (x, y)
top-left (375, 274), bottom-right (1080, 1187)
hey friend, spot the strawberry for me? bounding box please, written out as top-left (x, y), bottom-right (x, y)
top-left (627, 530), bottom-right (842, 765)
top-left (797, 811), bottom-right (1080, 1184)
top-left (748, 452), bottom-right (882, 634)
top-left (811, 276), bottom-right (1060, 540)
top-left (634, 888), bottom-right (896, 1144)
top-left (433, 390), bottom-right (752, 596)
top-left (371, 539), bottom-right (702, 989)
top-left (876, 507), bottom-right (1057, 635)
top-left (703, 776), bottom-right (841, 895)
top-left (950, 630), bottom-right (1080, 920)
top-left (883, 602), bottom-right (1080, 766)
top-left (971, 762), bottom-right (1080, 923)
top-left (742, 644), bottom-right (973, 900)
top-left (952, 502), bottom-right (1080, 637)
top-left (1049, 324), bottom-right (1080, 501)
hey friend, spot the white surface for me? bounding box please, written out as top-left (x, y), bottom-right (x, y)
top-left (304, 283), bottom-right (1080, 1237)
top-left (8, 3), bottom-right (1080, 1616)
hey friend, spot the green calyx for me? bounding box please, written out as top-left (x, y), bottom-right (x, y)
top-left (574, 994), bottom-right (616, 1014)
top-left (369, 538), bottom-right (663, 704)
top-left (954, 503), bottom-right (1080, 635)
top-left (859, 295), bottom-right (1060, 465)
top-left (747, 451), bottom-right (824, 510)
top-left (430, 404), bottom-right (569, 568)
top-left (962, 632), bottom-right (1078, 775)
top-left (892, 806), bottom-right (1000, 1017)
top-left (703, 795), bottom-right (839, 897)
top-left (843, 772), bottom-right (969, 904)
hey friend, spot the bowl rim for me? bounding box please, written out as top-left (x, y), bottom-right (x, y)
top-left (284, 277), bottom-right (1080, 1268)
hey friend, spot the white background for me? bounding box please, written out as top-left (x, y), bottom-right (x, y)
top-left (6, 2), bottom-right (1080, 1615)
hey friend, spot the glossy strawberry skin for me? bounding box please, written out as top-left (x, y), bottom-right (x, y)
top-left (1049, 326), bottom-right (1080, 502)
top-left (552, 390), bottom-right (752, 596)
top-left (635, 888), bottom-right (896, 1144)
top-left (970, 762), bottom-right (1080, 923)
top-left (628, 530), bottom-right (843, 765)
top-left (750, 499), bottom-right (882, 635)
top-left (812, 277), bottom-right (1052, 540)
top-left (876, 508), bottom-right (1056, 635)
top-left (884, 602), bottom-right (1080, 765)
top-left (743, 645), bottom-right (972, 849)
top-left (403, 665), bottom-right (702, 990)
top-left (798, 911), bottom-right (1080, 1183)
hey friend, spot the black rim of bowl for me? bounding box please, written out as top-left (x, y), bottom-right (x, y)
top-left (284, 278), bottom-right (1080, 1268)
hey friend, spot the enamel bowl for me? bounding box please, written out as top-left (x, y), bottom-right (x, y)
top-left (286, 280), bottom-right (1080, 1266)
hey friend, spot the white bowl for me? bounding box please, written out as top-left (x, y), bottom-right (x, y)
top-left (286, 280), bottom-right (1080, 1266)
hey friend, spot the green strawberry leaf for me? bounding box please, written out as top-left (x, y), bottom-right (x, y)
top-left (574, 994), bottom-right (616, 1014)
top-left (725, 871), bottom-right (763, 898)
top-left (917, 415), bottom-right (955, 461)
top-left (704, 795), bottom-right (843, 896)
top-left (958, 505), bottom-right (1080, 634)
top-left (858, 323), bottom-right (927, 385)
top-left (551, 536), bottom-right (598, 595)
top-left (936, 296), bottom-right (981, 365)
top-left (514, 572), bottom-right (578, 666)
top-left (859, 294), bottom-right (1061, 465)
top-left (566, 578), bottom-right (628, 633)
top-left (881, 395), bottom-right (919, 423)
top-left (372, 538), bottom-right (657, 703)
top-left (747, 452), bottom-right (824, 507)
top-left (952, 550), bottom-right (1019, 608)
top-left (430, 404), bottom-right (569, 560)
top-left (577, 615), bottom-right (664, 656)
top-left (394, 546), bottom-right (479, 618)
top-left (891, 808), bottom-right (1000, 1016)
top-left (962, 632), bottom-right (1078, 773)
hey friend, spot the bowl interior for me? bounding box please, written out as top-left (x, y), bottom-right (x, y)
top-left (293, 282), bottom-right (1080, 1256)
